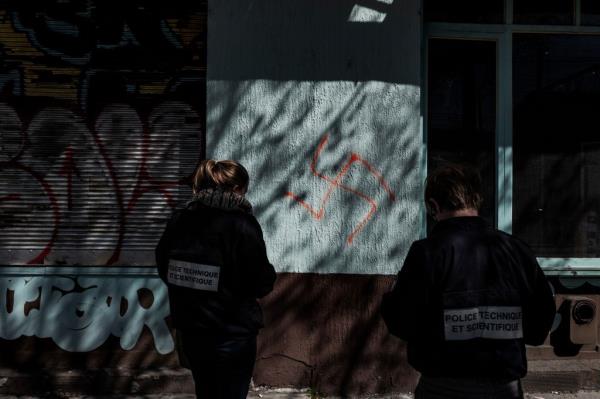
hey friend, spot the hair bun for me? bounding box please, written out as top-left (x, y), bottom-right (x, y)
top-left (192, 159), bottom-right (250, 194)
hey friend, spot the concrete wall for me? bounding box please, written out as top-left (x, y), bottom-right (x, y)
top-left (207, 0), bottom-right (423, 274)
top-left (206, 0), bottom-right (424, 394)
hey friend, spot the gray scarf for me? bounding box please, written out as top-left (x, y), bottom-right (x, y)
top-left (189, 188), bottom-right (253, 214)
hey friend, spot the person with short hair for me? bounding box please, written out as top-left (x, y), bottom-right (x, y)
top-left (382, 163), bottom-right (555, 399)
top-left (156, 159), bottom-right (276, 399)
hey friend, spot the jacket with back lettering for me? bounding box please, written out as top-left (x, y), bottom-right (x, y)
top-left (381, 216), bottom-right (555, 380)
top-left (155, 192), bottom-right (276, 337)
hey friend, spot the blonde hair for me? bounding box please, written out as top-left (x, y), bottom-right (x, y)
top-left (192, 160), bottom-right (249, 193)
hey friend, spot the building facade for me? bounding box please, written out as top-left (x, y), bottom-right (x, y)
top-left (1, 0), bottom-right (600, 395)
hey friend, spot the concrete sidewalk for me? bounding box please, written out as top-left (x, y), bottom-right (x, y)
top-left (0, 392), bottom-right (597, 398)
top-left (248, 390), bottom-right (600, 399)
top-left (1, 359), bottom-right (600, 398)
top-left (247, 391), bottom-right (600, 399)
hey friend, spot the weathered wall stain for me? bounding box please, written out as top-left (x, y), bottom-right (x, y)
top-left (0, 274), bottom-right (173, 354)
top-left (286, 133), bottom-right (396, 245)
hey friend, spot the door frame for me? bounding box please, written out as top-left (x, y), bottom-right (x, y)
top-left (425, 20), bottom-right (600, 276)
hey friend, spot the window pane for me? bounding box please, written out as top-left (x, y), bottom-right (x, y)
top-left (514, 0), bottom-right (574, 25)
top-left (428, 39), bottom-right (496, 228)
top-left (582, 0), bottom-right (600, 26)
top-left (513, 34), bottom-right (600, 257)
top-left (425, 0), bottom-right (504, 24)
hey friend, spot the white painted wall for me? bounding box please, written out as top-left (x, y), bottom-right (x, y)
top-left (207, 0), bottom-right (423, 274)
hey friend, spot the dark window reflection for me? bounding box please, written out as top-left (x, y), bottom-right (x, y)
top-left (425, 0), bottom-right (504, 24)
top-left (582, 0), bottom-right (600, 26)
top-left (427, 39), bottom-right (496, 230)
top-left (514, 0), bottom-right (574, 25)
top-left (513, 34), bottom-right (600, 257)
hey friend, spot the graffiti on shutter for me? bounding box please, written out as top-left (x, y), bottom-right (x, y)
top-left (0, 3), bottom-right (206, 266)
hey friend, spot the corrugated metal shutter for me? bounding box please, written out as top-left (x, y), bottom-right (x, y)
top-left (0, 3), bottom-right (206, 266)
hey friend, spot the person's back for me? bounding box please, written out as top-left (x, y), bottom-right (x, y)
top-left (156, 160), bottom-right (276, 399)
top-left (160, 205), bottom-right (273, 335)
top-left (381, 163), bottom-right (555, 399)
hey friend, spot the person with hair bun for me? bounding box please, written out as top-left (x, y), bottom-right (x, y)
top-left (156, 159), bottom-right (276, 399)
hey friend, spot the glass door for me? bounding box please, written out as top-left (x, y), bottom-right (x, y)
top-left (513, 34), bottom-right (600, 259)
top-left (426, 35), bottom-right (503, 229)
top-left (425, 0), bottom-right (600, 276)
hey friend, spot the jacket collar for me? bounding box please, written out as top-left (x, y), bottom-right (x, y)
top-left (187, 188), bottom-right (253, 214)
top-left (431, 216), bottom-right (489, 235)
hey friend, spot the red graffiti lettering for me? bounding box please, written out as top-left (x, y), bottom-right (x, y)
top-left (0, 163), bottom-right (61, 265)
top-left (286, 133), bottom-right (396, 245)
top-left (0, 103), bottom-right (199, 266)
top-left (58, 146), bottom-right (81, 211)
top-left (0, 194), bottom-right (21, 202)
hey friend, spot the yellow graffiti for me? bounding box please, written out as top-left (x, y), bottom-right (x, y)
top-left (0, 11), bottom-right (79, 100)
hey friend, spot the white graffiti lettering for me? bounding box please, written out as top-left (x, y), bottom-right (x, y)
top-left (0, 276), bottom-right (174, 354)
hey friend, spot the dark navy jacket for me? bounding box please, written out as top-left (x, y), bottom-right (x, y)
top-left (156, 203), bottom-right (276, 337)
top-left (382, 217), bottom-right (555, 380)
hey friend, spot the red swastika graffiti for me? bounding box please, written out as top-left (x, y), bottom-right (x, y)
top-left (285, 133), bottom-right (396, 245)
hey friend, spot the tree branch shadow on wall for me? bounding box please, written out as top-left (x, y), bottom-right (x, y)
top-left (207, 0), bottom-right (423, 395)
top-left (256, 273), bottom-right (419, 396)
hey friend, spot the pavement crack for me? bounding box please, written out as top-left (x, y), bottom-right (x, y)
top-left (259, 353), bottom-right (314, 369)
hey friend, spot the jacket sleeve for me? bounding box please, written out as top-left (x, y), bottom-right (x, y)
top-left (155, 210), bottom-right (181, 284)
top-left (381, 242), bottom-right (431, 341)
top-left (521, 245), bottom-right (556, 346)
top-left (236, 216), bottom-right (277, 298)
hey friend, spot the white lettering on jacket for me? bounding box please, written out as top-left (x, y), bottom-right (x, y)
top-left (444, 306), bottom-right (523, 340)
top-left (168, 259), bottom-right (220, 292)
